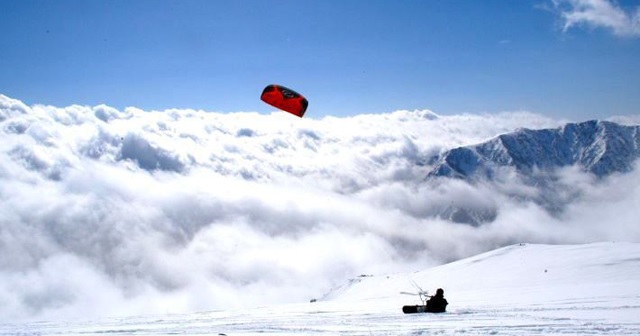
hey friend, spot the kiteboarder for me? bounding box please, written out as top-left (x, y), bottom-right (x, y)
top-left (402, 286), bottom-right (448, 314)
top-left (426, 288), bottom-right (448, 313)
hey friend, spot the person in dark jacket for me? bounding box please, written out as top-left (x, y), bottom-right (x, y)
top-left (426, 288), bottom-right (448, 313)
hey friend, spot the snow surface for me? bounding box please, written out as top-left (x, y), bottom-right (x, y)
top-left (2, 242), bottom-right (639, 335)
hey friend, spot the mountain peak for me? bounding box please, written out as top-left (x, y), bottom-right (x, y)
top-left (428, 120), bottom-right (640, 180)
top-left (424, 120), bottom-right (640, 225)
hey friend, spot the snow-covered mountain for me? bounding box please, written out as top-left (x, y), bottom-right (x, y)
top-left (428, 120), bottom-right (640, 180)
top-left (424, 120), bottom-right (640, 225)
top-left (3, 242), bottom-right (639, 335)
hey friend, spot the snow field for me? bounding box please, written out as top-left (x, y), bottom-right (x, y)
top-left (2, 242), bottom-right (639, 335)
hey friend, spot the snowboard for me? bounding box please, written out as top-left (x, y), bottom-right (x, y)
top-left (402, 305), bottom-right (427, 314)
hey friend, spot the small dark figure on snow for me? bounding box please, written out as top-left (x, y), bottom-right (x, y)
top-left (426, 288), bottom-right (448, 313)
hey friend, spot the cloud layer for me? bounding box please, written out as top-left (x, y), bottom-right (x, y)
top-left (1, 94), bottom-right (639, 321)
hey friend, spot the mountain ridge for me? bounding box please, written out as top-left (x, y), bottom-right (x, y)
top-left (428, 120), bottom-right (640, 180)
top-left (423, 120), bottom-right (640, 225)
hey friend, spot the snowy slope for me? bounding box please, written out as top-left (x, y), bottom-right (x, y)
top-left (323, 242), bottom-right (640, 306)
top-left (2, 242), bottom-right (639, 335)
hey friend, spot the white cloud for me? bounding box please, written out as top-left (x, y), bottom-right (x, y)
top-left (0, 94), bottom-right (638, 321)
top-left (552, 0), bottom-right (640, 37)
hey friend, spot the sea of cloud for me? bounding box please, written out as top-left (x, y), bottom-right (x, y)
top-left (1, 94), bottom-right (639, 321)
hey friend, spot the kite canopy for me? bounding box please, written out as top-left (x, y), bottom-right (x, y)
top-left (260, 84), bottom-right (308, 117)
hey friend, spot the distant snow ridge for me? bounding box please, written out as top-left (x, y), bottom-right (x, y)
top-left (429, 120), bottom-right (640, 179)
top-left (426, 120), bottom-right (640, 225)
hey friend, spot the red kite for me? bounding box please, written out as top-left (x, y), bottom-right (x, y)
top-left (260, 84), bottom-right (308, 118)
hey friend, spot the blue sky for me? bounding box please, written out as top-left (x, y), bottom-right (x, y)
top-left (1, 0), bottom-right (639, 120)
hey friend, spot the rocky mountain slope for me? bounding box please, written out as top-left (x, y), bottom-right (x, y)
top-left (428, 120), bottom-right (640, 180)
top-left (425, 120), bottom-right (640, 224)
